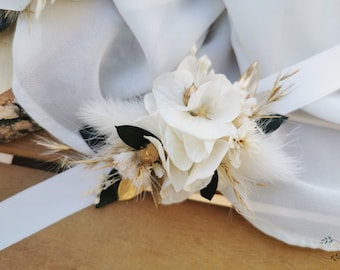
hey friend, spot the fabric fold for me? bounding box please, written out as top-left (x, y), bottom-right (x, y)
top-left (113, 0), bottom-right (225, 77)
top-left (2, 0), bottom-right (340, 251)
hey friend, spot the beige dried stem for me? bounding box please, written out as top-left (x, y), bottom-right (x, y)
top-left (252, 69), bottom-right (298, 118)
top-left (33, 134), bottom-right (86, 168)
top-left (220, 162), bottom-right (249, 211)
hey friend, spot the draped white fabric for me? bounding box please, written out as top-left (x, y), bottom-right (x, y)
top-left (225, 0), bottom-right (340, 124)
top-left (0, 0), bottom-right (30, 11)
top-left (2, 0), bottom-right (340, 250)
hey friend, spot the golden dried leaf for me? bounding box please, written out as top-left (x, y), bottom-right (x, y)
top-left (238, 61), bottom-right (259, 97)
top-left (118, 179), bottom-right (139, 201)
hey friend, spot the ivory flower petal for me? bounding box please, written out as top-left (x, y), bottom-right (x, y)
top-left (152, 71), bottom-right (194, 109)
top-left (177, 54), bottom-right (212, 83)
top-left (160, 179), bottom-right (192, 205)
top-left (184, 139), bottom-right (229, 192)
top-left (163, 125), bottom-right (193, 171)
top-left (181, 133), bottom-right (214, 163)
top-left (228, 120), bottom-right (259, 168)
top-left (186, 76), bottom-right (241, 122)
top-left (147, 135), bottom-right (188, 192)
top-left (160, 108), bottom-right (236, 140)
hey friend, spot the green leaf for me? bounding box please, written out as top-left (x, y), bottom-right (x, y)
top-left (256, 114), bottom-right (288, 134)
top-left (96, 169), bottom-right (122, 208)
top-left (200, 170), bottom-right (218, 200)
top-left (116, 125), bottom-right (158, 150)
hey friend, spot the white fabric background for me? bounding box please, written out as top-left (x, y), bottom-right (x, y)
top-left (6, 0), bottom-right (340, 250)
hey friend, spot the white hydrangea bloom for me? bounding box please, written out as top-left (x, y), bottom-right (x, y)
top-left (140, 53), bottom-right (243, 201)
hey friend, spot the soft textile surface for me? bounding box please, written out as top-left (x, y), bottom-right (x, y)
top-left (4, 0), bottom-right (340, 250)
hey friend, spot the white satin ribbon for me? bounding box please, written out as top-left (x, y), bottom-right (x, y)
top-left (258, 44), bottom-right (340, 116)
top-left (1, 43), bottom-right (340, 251)
top-left (0, 165), bottom-right (109, 251)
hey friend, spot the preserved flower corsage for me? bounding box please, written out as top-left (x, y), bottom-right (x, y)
top-left (39, 49), bottom-right (298, 211)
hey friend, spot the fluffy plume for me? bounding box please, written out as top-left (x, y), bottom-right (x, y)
top-left (232, 129), bottom-right (299, 186)
top-left (78, 97), bottom-right (147, 139)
